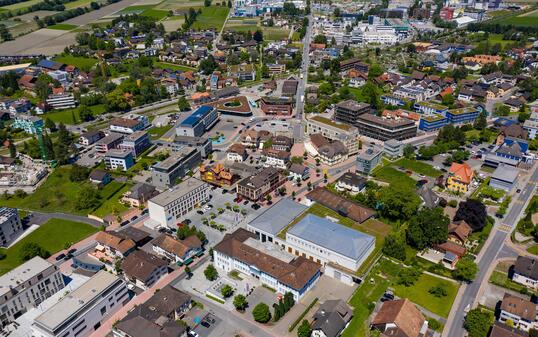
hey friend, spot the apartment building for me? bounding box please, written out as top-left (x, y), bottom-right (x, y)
top-left (176, 106), bottom-right (219, 137)
top-left (46, 94), bottom-right (76, 110)
top-left (355, 114), bottom-right (417, 141)
top-left (213, 228), bottom-right (321, 301)
top-left (263, 149), bottom-right (290, 169)
top-left (95, 133), bottom-right (124, 153)
top-left (236, 167), bottom-right (286, 201)
top-left (104, 149), bottom-right (134, 171)
top-left (306, 116), bottom-right (360, 155)
top-left (79, 130), bottom-right (104, 146)
top-left (146, 178), bottom-right (210, 229)
top-left (0, 207), bottom-right (22, 247)
top-left (356, 146), bottom-right (383, 175)
top-left (0, 257), bottom-right (65, 327)
top-left (151, 147), bottom-right (202, 188)
top-left (110, 115), bottom-right (149, 134)
top-left (334, 100), bottom-right (370, 125)
top-left (119, 131), bottom-right (151, 157)
top-left (260, 97), bottom-right (294, 116)
top-left (122, 250), bottom-right (168, 290)
top-left (499, 293), bottom-right (536, 331)
top-left (32, 271), bottom-right (128, 337)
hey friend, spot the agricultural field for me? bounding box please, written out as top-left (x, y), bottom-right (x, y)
top-left (0, 0), bottom-right (42, 11)
top-left (224, 17), bottom-right (290, 40)
top-left (115, 4), bottom-right (155, 15)
top-left (191, 6), bottom-right (229, 30)
top-left (0, 218), bottom-right (98, 275)
top-left (47, 23), bottom-right (78, 30)
top-left (494, 9), bottom-right (538, 27)
top-left (154, 61), bottom-right (196, 71)
top-left (53, 55), bottom-right (98, 70)
top-left (64, 0), bottom-right (106, 9)
top-left (162, 16), bottom-right (184, 31)
top-left (155, 0), bottom-right (205, 11)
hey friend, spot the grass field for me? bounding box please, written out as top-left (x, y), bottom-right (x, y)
top-left (141, 8), bottom-right (169, 20)
top-left (494, 9), bottom-right (538, 27)
top-left (391, 158), bottom-right (442, 177)
top-left (0, 218), bottom-right (98, 275)
top-left (156, 0), bottom-right (205, 10)
top-left (47, 23), bottom-right (78, 30)
top-left (148, 124), bottom-right (173, 139)
top-left (372, 166), bottom-right (417, 190)
top-left (116, 4), bottom-right (154, 15)
top-left (262, 27), bottom-right (289, 40)
top-left (528, 245), bottom-right (538, 254)
top-left (92, 183), bottom-right (131, 218)
top-left (0, 166), bottom-right (124, 215)
top-left (54, 55), bottom-right (98, 71)
top-left (191, 6), bottom-right (229, 30)
top-left (1, 0), bottom-right (41, 11)
top-left (393, 272), bottom-right (459, 318)
top-left (64, 0), bottom-right (104, 9)
top-left (45, 104), bottom-right (105, 124)
top-left (490, 270), bottom-right (534, 295)
top-left (154, 61), bottom-right (196, 72)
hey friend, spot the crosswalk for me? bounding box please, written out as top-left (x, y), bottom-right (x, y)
top-left (498, 224), bottom-right (512, 233)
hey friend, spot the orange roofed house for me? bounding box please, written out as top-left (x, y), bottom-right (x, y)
top-left (199, 163), bottom-right (239, 187)
top-left (371, 299), bottom-right (429, 337)
top-left (447, 162), bottom-right (474, 193)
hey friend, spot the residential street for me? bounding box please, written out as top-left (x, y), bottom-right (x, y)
top-left (443, 163), bottom-right (538, 337)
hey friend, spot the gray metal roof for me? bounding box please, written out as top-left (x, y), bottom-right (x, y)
top-left (287, 214), bottom-right (375, 261)
top-left (491, 164), bottom-right (519, 183)
top-left (248, 198), bottom-right (307, 236)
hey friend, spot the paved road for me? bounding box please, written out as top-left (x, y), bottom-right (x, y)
top-left (26, 210), bottom-right (103, 227)
top-left (444, 164), bottom-right (538, 337)
top-left (293, 14), bottom-right (313, 141)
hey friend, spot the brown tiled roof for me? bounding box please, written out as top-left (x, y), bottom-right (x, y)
top-left (111, 117), bottom-right (140, 128)
top-left (228, 143), bottom-right (247, 155)
top-left (372, 299), bottom-right (425, 337)
top-left (214, 229), bottom-right (320, 290)
top-left (263, 148), bottom-right (290, 160)
top-left (122, 250), bottom-right (167, 282)
top-left (96, 231), bottom-right (136, 254)
top-left (152, 234), bottom-right (202, 257)
top-left (489, 322), bottom-right (527, 337)
top-left (435, 241), bottom-right (466, 257)
top-left (305, 187), bottom-right (375, 223)
top-left (501, 293), bottom-right (536, 321)
top-left (448, 220), bottom-right (472, 243)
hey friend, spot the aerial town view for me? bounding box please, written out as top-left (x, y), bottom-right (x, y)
top-left (0, 0), bottom-right (538, 335)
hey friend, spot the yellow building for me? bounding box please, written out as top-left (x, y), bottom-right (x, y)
top-left (447, 162), bottom-right (474, 193)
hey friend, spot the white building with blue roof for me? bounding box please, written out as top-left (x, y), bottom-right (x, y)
top-left (284, 214), bottom-right (375, 285)
top-left (176, 106), bottom-right (219, 137)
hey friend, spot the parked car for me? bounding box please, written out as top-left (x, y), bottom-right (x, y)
top-left (55, 254), bottom-right (66, 261)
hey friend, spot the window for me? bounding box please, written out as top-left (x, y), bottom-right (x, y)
top-left (100, 306), bottom-right (107, 315)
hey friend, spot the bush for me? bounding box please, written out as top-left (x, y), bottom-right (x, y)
top-left (221, 284), bottom-right (233, 298)
top-left (428, 286), bottom-right (448, 297)
top-left (204, 264), bottom-right (218, 281)
top-left (396, 267), bottom-right (422, 286)
top-left (252, 303), bottom-right (271, 323)
top-left (428, 318), bottom-right (442, 331)
top-left (448, 200), bottom-right (458, 208)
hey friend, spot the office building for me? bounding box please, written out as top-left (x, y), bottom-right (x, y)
top-left (419, 114), bottom-right (448, 132)
top-left (79, 130), bottom-right (104, 146)
top-left (46, 94), bottom-right (76, 110)
top-left (306, 116), bottom-right (360, 155)
top-left (32, 271), bottom-right (128, 337)
top-left (176, 106), bottom-right (219, 137)
top-left (0, 257), bottom-right (65, 327)
top-left (95, 133), bottom-right (124, 153)
top-left (213, 228), bottom-right (321, 301)
top-left (383, 139), bottom-right (404, 158)
top-left (490, 164), bottom-right (519, 191)
top-left (119, 131), bottom-right (151, 157)
top-left (122, 250), bottom-right (168, 290)
top-left (236, 167), bottom-right (286, 201)
top-left (110, 115), bottom-right (149, 134)
top-left (355, 114), bottom-right (417, 141)
top-left (104, 149), bottom-right (134, 171)
top-left (356, 146), bottom-right (383, 175)
top-left (162, 135), bottom-right (213, 158)
top-left (146, 178), bottom-right (210, 229)
top-left (334, 100), bottom-right (370, 125)
top-left (260, 97), bottom-right (294, 116)
top-left (151, 147), bottom-right (201, 188)
top-left (0, 207), bottom-right (22, 247)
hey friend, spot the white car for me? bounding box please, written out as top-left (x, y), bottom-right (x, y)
top-left (188, 331), bottom-right (199, 337)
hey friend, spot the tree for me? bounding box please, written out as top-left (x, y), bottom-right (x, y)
top-left (233, 294), bottom-right (248, 311)
top-left (177, 96), bottom-right (190, 111)
top-left (403, 144), bottom-right (415, 159)
top-left (75, 186), bottom-right (100, 210)
top-left (454, 199), bottom-right (487, 231)
top-left (382, 234), bottom-right (406, 261)
top-left (221, 284), bottom-right (233, 298)
top-left (453, 257), bottom-right (478, 282)
top-left (297, 320), bottom-right (311, 337)
top-left (473, 110), bottom-right (487, 130)
top-left (518, 111), bottom-right (531, 123)
top-left (184, 266), bottom-right (191, 278)
top-left (283, 292), bottom-right (295, 311)
top-left (396, 267), bottom-right (421, 286)
top-left (204, 0), bottom-right (211, 6)
top-left (378, 186), bottom-right (421, 221)
top-left (253, 30), bottom-right (263, 43)
top-left (227, 0), bottom-right (231, 7)
top-left (529, 329), bottom-right (538, 337)
top-left (69, 165), bottom-right (90, 182)
top-left (45, 118), bottom-right (57, 131)
top-left (252, 303), bottom-right (271, 323)
top-left (428, 286), bottom-right (448, 297)
top-left (19, 242), bottom-right (50, 262)
top-left (78, 105), bottom-right (93, 122)
top-left (406, 207), bottom-right (449, 250)
top-left (464, 309), bottom-right (493, 337)
top-left (9, 142), bottom-right (16, 158)
top-left (495, 104), bottom-right (510, 116)
top-left (204, 264), bottom-right (218, 281)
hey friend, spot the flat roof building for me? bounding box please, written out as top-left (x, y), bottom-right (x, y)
top-left (334, 100), bottom-right (370, 125)
top-left (355, 114), bottom-right (417, 141)
top-left (151, 146), bottom-right (202, 189)
top-left (32, 271), bottom-right (128, 337)
top-left (0, 207), bottom-right (22, 247)
top-left (176, 106), bottom-right (219, 137)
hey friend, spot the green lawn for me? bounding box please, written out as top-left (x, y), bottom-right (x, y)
top-left (47, 23), bottom-right (78, 30)
top-left (1, 0), bottom-right (42, 10)
top-left (528, 245), bottom-right (538, 255)
top-left (53, 55), bottom-right (98, 71)
top-left (0, 218), bottom-right (98, 275)
top-left (92, 183), bottom-right (131, 218)
top-left (191, 6), bottom-right (229, 30)
top-left (342, 258), bottom-right (402, 337)
top-left (498, 15), bottom-right (538, 27)
top-left (141, 8), bottom-right (169, 20)
top-left (393, 272), bottom-right (459, 318)
top-left (490, 270), bottom-right (534, 296)
top-left (148, 125), bottom-right (173, 140)
top-left (154, 61), bottom-right (196, 72)
top-left (262, 27), bottom-right (289, 40)
top-left (392, 158), bottom-right (442, 178)
top-left (372, 166), bottom-right (417, 190)
top-left (45, 104), bottom-right (106, 125)
top-left (0, 166), bottom-right (123, 215)
top-left (116, 4), bottom-right (154, 14)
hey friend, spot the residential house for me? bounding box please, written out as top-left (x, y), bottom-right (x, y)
top-left (272, 135), bottom-right (294, 152)
top-left (371, 299), bottom-right (428, 337)
top-left (236, 167), bottom-right (286, 201)
top-left (152, 234), bottom-right (203, 265)
top-left (418, 186), bottom-right (441, 208)
top-left (446, 162), bottom-right (474, 193)
top-left (95, 231), bottom-right (136, 258)
top-left (227, 143), bottom-right (248, 162)
top-left (288, 163), bottom-right (309, 181)
top-left (335, 172), bottom-right (367, 195)
top-left (263, 149), bottom-right (290, 169)
top-left (121, 183), bottom-right (157, 207)
top-left (311, 300), bottom-right (353, 337)
top-left (89, 169), bottom-right (111, 186)
top-left (512, 256), bottom-right (538, 290)
top-left (499, 293), bottom-right (537, 331)
top-left (199, 163), bottom-right (238, 187)
top-left (306, 134), bottom-right (348, 166)
top-left (435, 241), bottom-right (466, 268)
top-left (489, 323), bottom-right (527, 337)
top-left (448, 220), bottom-right (472, 246)
top-left (104, 149), bottom-right (134, 171)
top-left (122, 250), bottom-right (168, 290)
top-left (79, 130), bottom-right (104, 146)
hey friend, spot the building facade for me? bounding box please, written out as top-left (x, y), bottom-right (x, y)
top-left (151, 147), bottom-right (202, 188)
top-left (236, 167), bottom-right (286, 201)
top-left (104, 149), bottom-right (135, 171)
top-left (0, 207), bottom-right (22, 247)
top-left (176, 106), bottom-right (219, 137)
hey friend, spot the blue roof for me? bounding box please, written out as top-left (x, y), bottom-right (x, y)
top-left (37, 59), bottom-right (63, 70)
top-left (181, 106), bottom-right (214, 127)
top-left (288, 214), bottom-right (375, 261)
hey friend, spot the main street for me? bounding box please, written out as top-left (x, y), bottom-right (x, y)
top-left (293, 14), bottom-right (313, 141)
top-left (443, 163), bottom-right (538, 337)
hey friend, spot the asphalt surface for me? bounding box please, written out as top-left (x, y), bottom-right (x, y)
top-left (444, 164), bottom-right (538, 337)
top-left (26, 210), bottom-right (103, 227)
top-left (293, 14), bottom-right (313, 141)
